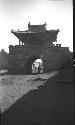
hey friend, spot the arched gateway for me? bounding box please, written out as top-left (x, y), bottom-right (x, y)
top-left (8, 22), bottom-right (70, 74)
top-left (26, 55), bottom-right (43, 74)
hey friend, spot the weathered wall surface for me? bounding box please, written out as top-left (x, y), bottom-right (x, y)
top-left (0, 50), bottom-right (9, 70)
top-left (9, 45), bottom-right (44, 73)
top-left (8, 44), bottom-right (71, 74)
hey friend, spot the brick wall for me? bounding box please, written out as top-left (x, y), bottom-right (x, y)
top-left (9, 44), bottom-right (71, 73)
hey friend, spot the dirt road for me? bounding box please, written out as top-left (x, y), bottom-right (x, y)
top-left (1, 67), bottom-right (73, 125)
top-left (0, 71), bottom-right (58, 113)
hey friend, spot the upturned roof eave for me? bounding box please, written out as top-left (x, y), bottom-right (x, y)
top-left (11, 29), bottom-right (60, 34)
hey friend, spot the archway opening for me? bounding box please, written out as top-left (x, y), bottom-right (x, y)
top-left (32, 59), bottom-right (43, 74)
top-left (27, 55), bottom-right (43, 74)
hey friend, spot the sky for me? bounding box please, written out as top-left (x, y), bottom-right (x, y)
top-left (0, 0), bottom-right (73, 52)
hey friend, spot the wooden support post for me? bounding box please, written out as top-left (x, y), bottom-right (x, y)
top-left (18, 29), bottom-right (21, 46)
top-left (19, 39), bottom-right (20, 46)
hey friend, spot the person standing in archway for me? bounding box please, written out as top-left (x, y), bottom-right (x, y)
top-left (38, 65), bottom-right (41, 74)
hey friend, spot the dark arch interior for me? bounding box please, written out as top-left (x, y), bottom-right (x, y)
top-left (27, 55), bottom-right (43, 74)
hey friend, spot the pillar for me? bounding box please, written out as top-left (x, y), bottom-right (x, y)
top-left (18, 29), bottom-right (21, 46)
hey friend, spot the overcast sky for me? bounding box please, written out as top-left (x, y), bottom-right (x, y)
top-left (0, 0), bottom-right (73, 52)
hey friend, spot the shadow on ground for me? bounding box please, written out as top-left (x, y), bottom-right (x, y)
top-left (1, 60), bottom-right (74, 125)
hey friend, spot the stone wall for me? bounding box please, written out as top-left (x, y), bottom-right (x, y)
top-left (8, 44), bottom-right (71, 74)
top-left (0, 49), bottom-right (9, 70)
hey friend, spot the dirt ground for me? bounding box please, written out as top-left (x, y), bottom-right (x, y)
top-left (1, 62), bottom-right (74, 125)
top-left (0, 71), bottom-right (58, 113)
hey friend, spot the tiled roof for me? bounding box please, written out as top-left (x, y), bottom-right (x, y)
top-left (28, 22), bottom-right (46, 32)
